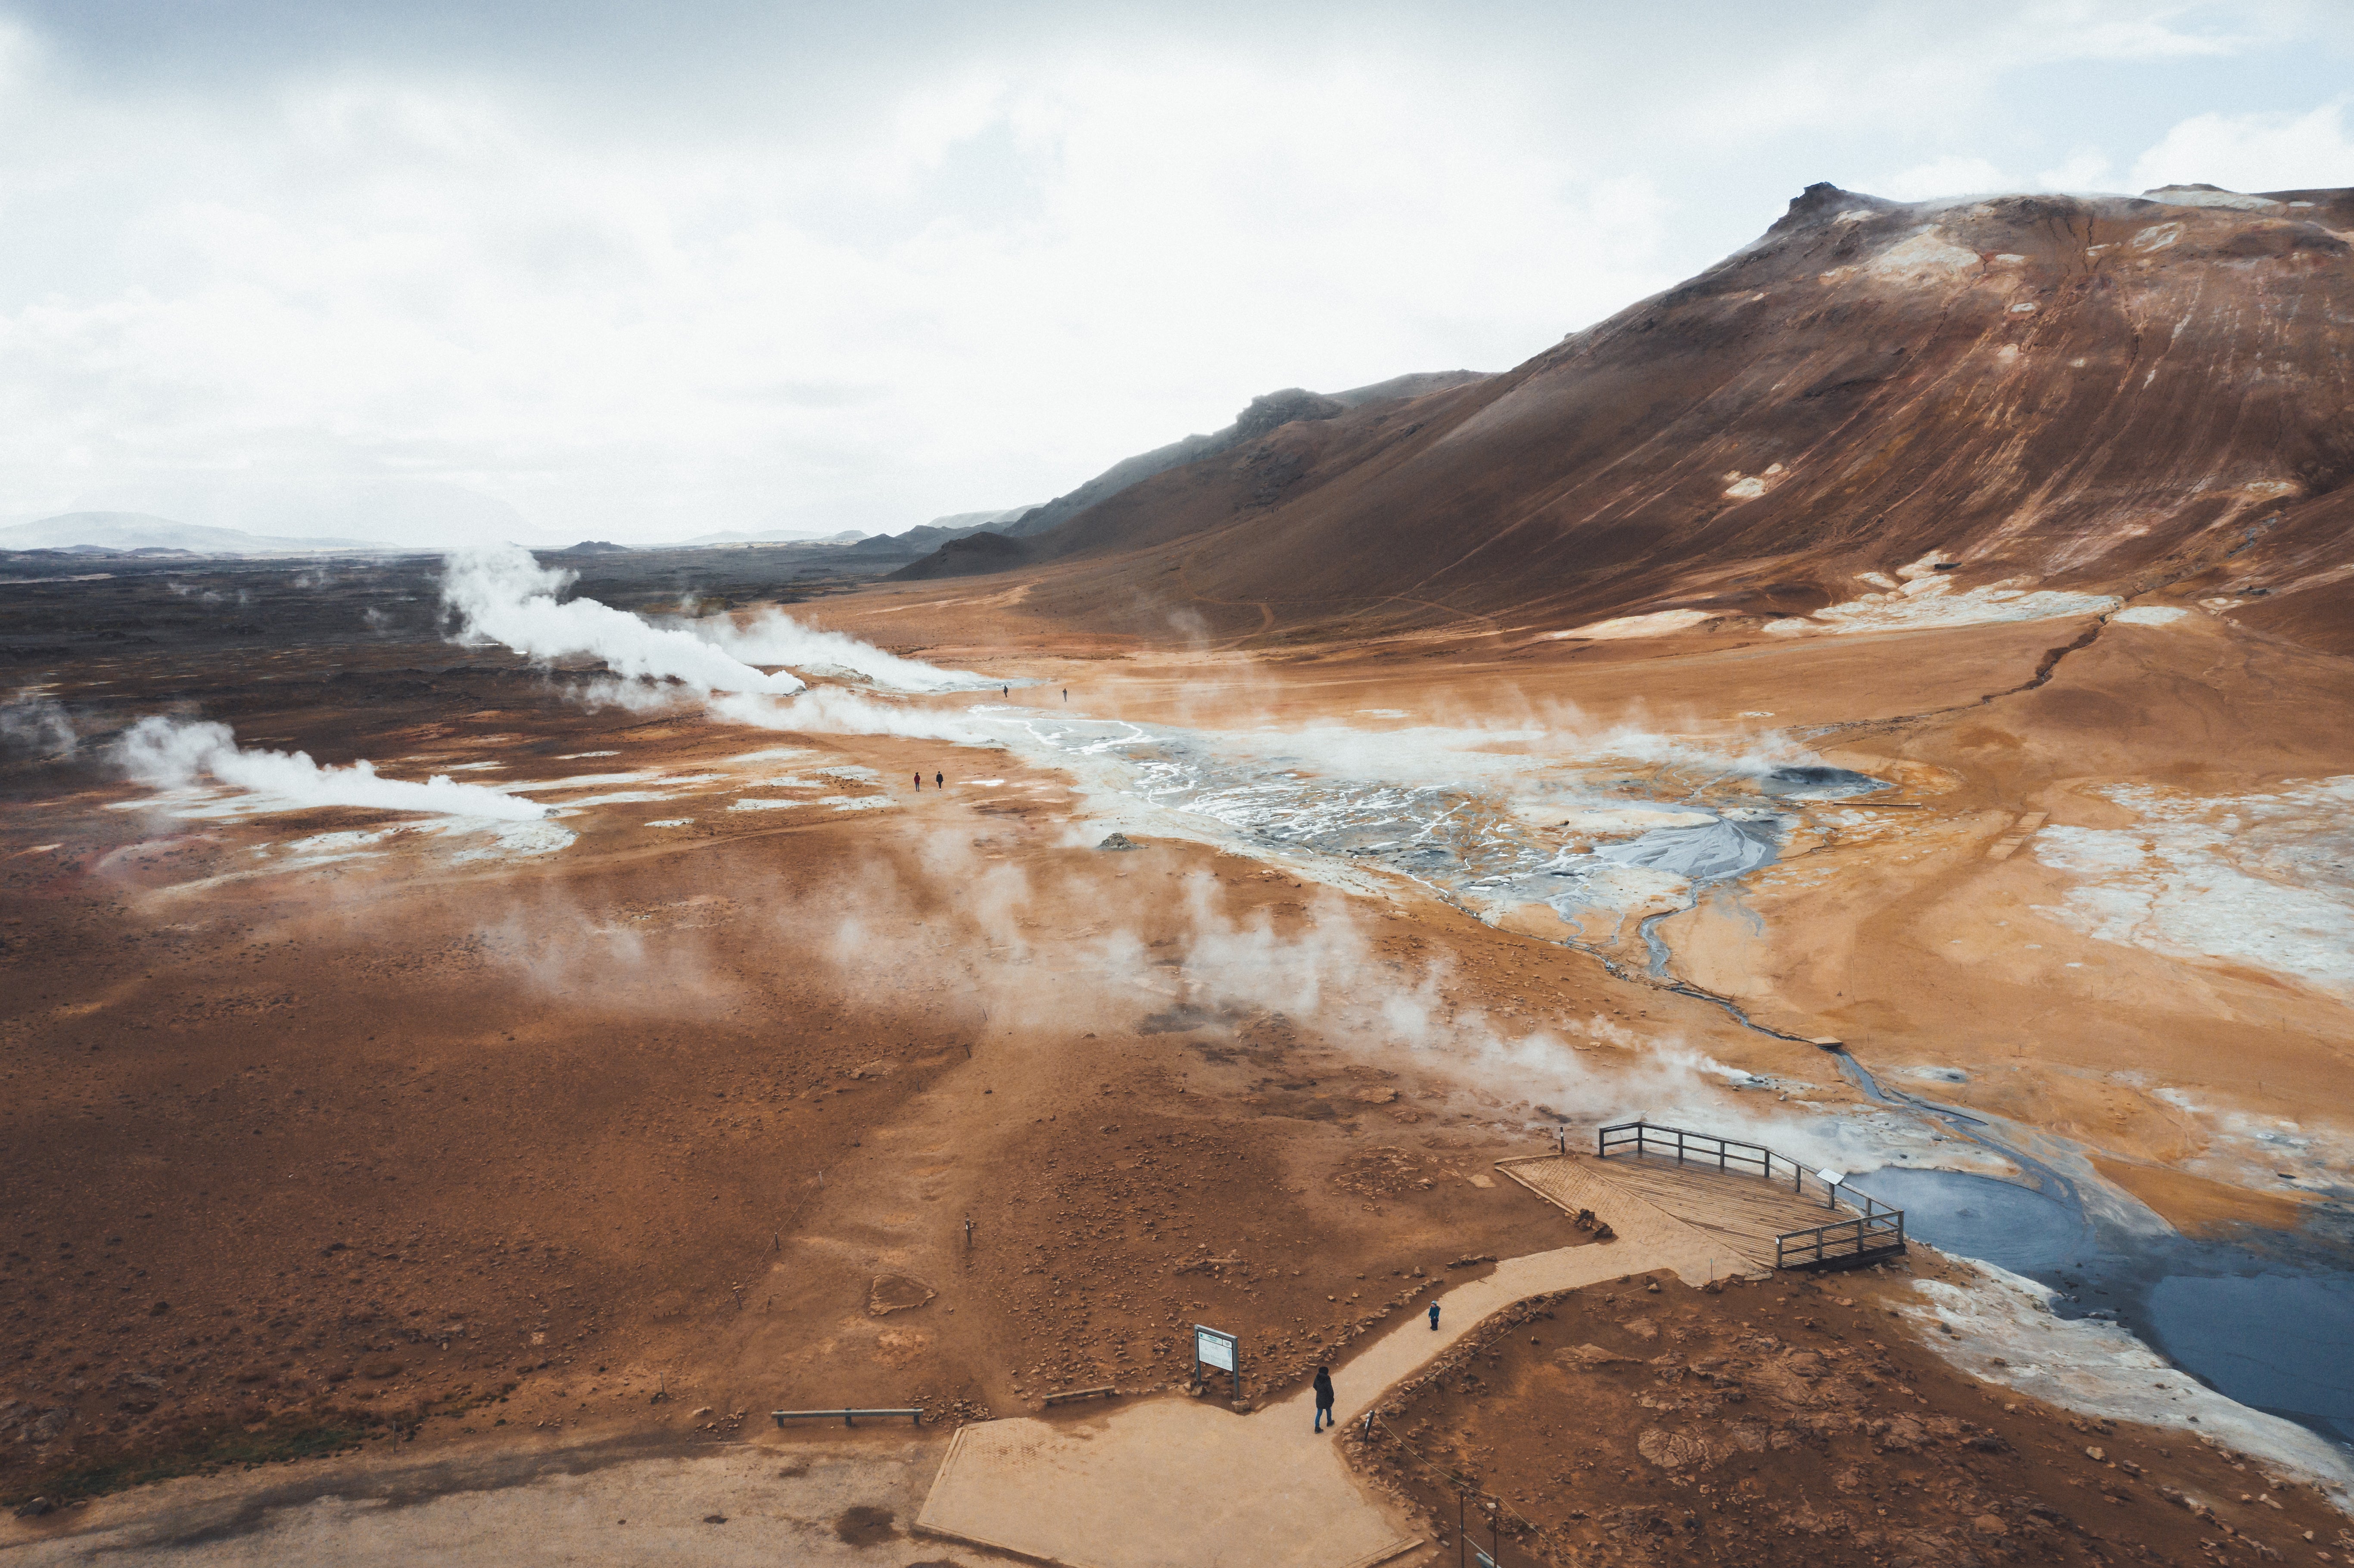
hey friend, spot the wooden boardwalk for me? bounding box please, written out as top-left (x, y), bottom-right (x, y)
top-left (1499, 1149), bottom-right (1892, 1272)
top-left (1596, 1152), bottom-right (1852, 1267)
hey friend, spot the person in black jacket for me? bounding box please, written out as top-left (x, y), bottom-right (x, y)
top-left (1312, 1366), bottom-right (1335, 1432)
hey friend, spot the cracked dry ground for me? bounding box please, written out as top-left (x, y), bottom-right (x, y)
top-left (1351, 1267), bottom-right (2350, 1567)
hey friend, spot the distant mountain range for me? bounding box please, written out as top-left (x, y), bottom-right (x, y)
top-left (0, 512), bottom-right (390, 556)
top-left (671, 526), bottom-right (875, 546)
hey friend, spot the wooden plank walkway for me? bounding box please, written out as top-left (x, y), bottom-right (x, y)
top-left (1499, 1152), bottom-right (1856, 1272)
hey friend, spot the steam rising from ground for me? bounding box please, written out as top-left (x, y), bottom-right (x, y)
top-left (688, 607), bottom-right (993, 693)
top-left (441, 544), bottom-right (805, 695)
top-left (791, 827), bottom-right (1866, 1156)
top-left (440, 545), bottom-right (993, 720)
top-left (117, 716), bottom-right (549, 820)
top-left (709, 690), bottom-right (991, 742)
top-left (1, 690), bottom-right (78, 758)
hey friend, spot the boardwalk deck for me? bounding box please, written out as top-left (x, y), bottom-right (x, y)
top-left (1587, 1153), bottom-right (1849, 1268)
top-left (1501, 1131), bottom-right (1904, 1272)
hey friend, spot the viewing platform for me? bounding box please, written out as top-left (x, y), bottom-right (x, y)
top-left (1499, 1121), bottom-right (1906, 1272)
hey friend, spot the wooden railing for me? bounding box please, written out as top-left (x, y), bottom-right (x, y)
top-left (1594, 1120), bottom-right (1905, 1269)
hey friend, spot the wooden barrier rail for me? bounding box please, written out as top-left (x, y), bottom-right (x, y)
top-left (1774, 1210), bottom-right (1907, 1269)
top-left (772, 1408), bottom-right (923, 1428)
top-left (1596, 1120), bottom-right (1906, 1270)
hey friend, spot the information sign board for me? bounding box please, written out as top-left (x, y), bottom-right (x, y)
top-left (1191, 1323), bottom-right (1240, 1399)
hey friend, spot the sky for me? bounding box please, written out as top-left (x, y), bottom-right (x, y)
top-left (0, 1), bottom-right (2349, 548)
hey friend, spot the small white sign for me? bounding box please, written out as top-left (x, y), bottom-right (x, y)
top-left (1816, 1168), bottom-right (1847, 1188)
top-left (1195, 1327), bottom-right (1236, 1372)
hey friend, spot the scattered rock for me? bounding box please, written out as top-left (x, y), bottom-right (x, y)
top-left (869, 1275), bottom-right (938, 1316)
top-left (1096, 833), bottom-right (1139, 852)
top-left (701, 1513), bottom-right (727, 1524)
top-left (1447, 1254), bottom-right (1497, 1269)
top-left (1874, 1415), bottom-right (1926, 1452)
top-left (1636, 1427), bottom-right (1714, 1469)
top-left (1971, 1514), bottom-right (2008, 1536)
top-left (1556, 1343), bottom-right (1635, 1369)
top-left (13, 1497), bottom-right (53, 1518)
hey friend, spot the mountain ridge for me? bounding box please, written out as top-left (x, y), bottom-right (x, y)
top-left (0, 512), bottom-right (392, 556)
top-left (891, 183), bottom-right (2354, 653)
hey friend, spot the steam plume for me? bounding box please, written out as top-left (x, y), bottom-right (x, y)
top-left (1, 691), bottom-right (77, 758)
top-left (440, 544), bottom-right (804, 695)
top-left (118, 717), bottom-right (549, 820)
top-left (688, 607), bottom-right (993, 693)
top-left (708, 690), bottom-right (990, 742)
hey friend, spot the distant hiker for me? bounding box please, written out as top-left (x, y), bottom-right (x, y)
top-left (1062, 688), bottom-right (1068, 702)
top-left (1428, 1301), bottom-right (1441, 1332)
top-left (934, 772), bottom-right (943, 789)
top-left (1001, 684), bottom-right (1008, 696)
top-left (1312, 1366), bottom-right (1335, 1432)
top-left (913, 772), bottom-right (922, 790)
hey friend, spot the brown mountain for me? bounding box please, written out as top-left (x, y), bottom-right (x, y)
top-left (900, 182), bottom-right (2354, 652)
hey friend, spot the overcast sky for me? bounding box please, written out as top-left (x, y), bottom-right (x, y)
top-left (1, 1), bottom-right (2348, 546)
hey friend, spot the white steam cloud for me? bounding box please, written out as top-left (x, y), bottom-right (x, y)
top-left (708, 690), bottom-right (990, 743)
top-left (117, 717), bottom-right (549, 820)
top-left (687, 607), bottom-right (993, 693)
top-left (439, 545), bottom-right (996, 734)
top-left (1, 690), bottom-right (78, 758)
top-left (440, 544), bottom-right (805, 695)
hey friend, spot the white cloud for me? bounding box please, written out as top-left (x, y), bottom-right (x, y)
top-left (0, 4), bottom-right (2346, 546)
top-left (2129, 98), bottom-right (2354, 193)
top-left (0, 44), bottom-right (1693, 544)
top-left (1878, 154), bottom-right (2012, 200)
top-left (2034, 145), bottom-right (2117, 191)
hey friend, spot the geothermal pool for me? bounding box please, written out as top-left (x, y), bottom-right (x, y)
top-left (1852, 1166), bottom-right (2354, 1449)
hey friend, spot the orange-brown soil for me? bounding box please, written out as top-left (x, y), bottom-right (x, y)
top-left (1357, 1263), bottom-right (2351, 1565)
top-left (5, 580), bottom-right (1747, 1510)
top-left (2087, 1159), bottom-right (2313, 1238)
top-left (6, 550), bottom-right (2353, 1541)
